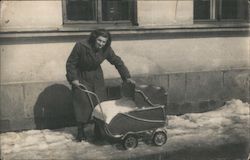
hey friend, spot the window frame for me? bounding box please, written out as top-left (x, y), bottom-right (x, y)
top-left (62, 0), bottom-right (138, 26)
top-left (194, 0), bottom-right (248, 23)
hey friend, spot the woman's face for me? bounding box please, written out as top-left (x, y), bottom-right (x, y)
top-left (95, 36), bottom-right (108, 49)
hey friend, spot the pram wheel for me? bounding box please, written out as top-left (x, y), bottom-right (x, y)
top-left (153, 131), bottom-right (167, 146)
top-left (122, 134), bottom-right (138, 150)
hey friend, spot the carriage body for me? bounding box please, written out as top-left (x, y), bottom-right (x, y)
top-left (79, 82), bottom-right (168, 149)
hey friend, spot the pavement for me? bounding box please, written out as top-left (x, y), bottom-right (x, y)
top-left (1, 99), bottom-right (250, 160)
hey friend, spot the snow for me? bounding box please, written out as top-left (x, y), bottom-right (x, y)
top-left (92, 97), bottom-right (137, 124)
top-left (1, 99), bottom-right (249, 160)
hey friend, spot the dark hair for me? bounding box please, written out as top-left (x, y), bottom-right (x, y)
top-left (88, 29), bottom-right (112, 51)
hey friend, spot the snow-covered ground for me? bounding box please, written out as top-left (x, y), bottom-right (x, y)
top-left (1, 99), bottom-right (249, 160)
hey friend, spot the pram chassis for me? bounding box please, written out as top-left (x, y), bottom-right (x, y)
top-left (78, 84), bottom-right (168, 150)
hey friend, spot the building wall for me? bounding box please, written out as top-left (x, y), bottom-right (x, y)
top-left (1, 69), bottom-right (249, 132)
top-left (0, 0), bottom-right (192, 30)
top-left (1, 35), bottom-right (249, 132)
top-left (0, 0), bottom-right (249, 132)
top-left (0, 0), bottom-right (62, 30)
top-left (1, 37), bottom-right (249, 84)
top-left (137, 0), bottom-right (193, 26)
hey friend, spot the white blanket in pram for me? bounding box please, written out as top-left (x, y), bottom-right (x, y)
top-left (92, 97), bottom-right (137, 124)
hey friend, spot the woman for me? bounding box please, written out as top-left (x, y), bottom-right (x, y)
top-left (66, 29), bottom-right (134, 142)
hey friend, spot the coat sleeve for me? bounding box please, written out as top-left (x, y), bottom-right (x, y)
top-left (106, 47), bottom-right (131, 81)
top-left (66, 42), bottom-right (81, 83)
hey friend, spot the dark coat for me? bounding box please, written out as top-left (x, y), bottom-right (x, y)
top-left (66, 40), bottom-right (131, 122)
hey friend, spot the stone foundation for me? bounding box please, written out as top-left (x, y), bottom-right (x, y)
top-left (1, 69), bottom-right (249, 132)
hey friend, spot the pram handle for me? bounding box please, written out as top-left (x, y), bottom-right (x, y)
top-left (77, 85), bottom-right (106, 120)
top-left (122, 81), bottom-right (165, 107)
top-left (135, 89), bottom-right (158, 107)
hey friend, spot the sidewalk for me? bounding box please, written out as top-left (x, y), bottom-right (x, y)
top-left (1, 99), bottom-right (249, 160)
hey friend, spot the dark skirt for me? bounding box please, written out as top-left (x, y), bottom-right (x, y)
top-left (72, 83), bottom-right (106, 123)
top-left (71, 67), bottom-right (106, 123)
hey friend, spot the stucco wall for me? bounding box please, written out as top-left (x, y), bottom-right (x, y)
top-left (1, 37), bottom-right (249, 84)
top-left (0, 0), bottom-right (249, 133)
top-left (0, 0), bottom-right (62, 30)
top-left (0, 0), bottom-right (192, 30)
top-left (137, 0), bottom-right (193, 26)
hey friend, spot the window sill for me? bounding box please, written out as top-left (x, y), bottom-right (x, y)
top-left (0, 22), bottom-right (249, 33)
top-left (0, 23), bottom-right (249, 43)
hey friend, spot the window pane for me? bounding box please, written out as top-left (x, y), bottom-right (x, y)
top-left (221, 0), bottom-right (247, 19)
top-left (66, 0), bottom-right (96, 20)
top-left (194, 0), bottom-right (211, 20)
top-left (102, 0), bottom-right (130, 21)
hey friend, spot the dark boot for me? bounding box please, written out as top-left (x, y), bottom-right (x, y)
top-left (93, 122), bottom-right (102, 141)
top-left (76, 123), bottom-right (86, 142)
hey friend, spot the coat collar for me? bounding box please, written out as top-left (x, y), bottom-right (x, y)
top-left (79, 39), bottom-right (110, 54)
top-left (79, 40), bottom-right (106, 63)
top-left (79, 40), bottom-right (92, 49)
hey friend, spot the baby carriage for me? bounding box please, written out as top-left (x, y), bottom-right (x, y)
top-left (79, 82), bottom-right (168, 150)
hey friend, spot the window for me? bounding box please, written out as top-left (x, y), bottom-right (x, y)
top-left (63, 0), bottom-right (137, 25)
top-left (194, 0), bottom-right (248, 21)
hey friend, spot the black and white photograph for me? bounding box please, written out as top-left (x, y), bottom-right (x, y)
top-left (0, 0), bottom-right (249, 159)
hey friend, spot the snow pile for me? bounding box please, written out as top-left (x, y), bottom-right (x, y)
top-left (0, 128), bottom-right (111, 160)
top-left (0, 99), bottom-right (249, 159)
top-left (93, 97), bottom-right (137, 123)
top-left (1, 130), bottom-right (73, 154)
top-left (167, 99), bottom-right (250, 151)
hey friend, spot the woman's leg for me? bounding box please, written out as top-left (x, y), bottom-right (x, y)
top-left (94, 121), bottom-right (102, 140)
top-left (76, 122), bottom-right (86, 142)
top-left (72, 87), bottom-right (94, 141)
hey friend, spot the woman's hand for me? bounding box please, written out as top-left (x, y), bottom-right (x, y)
top-left (72, 80), bottom-right (87, 90)
top-left (126, 78), bottom-right (136, 84)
